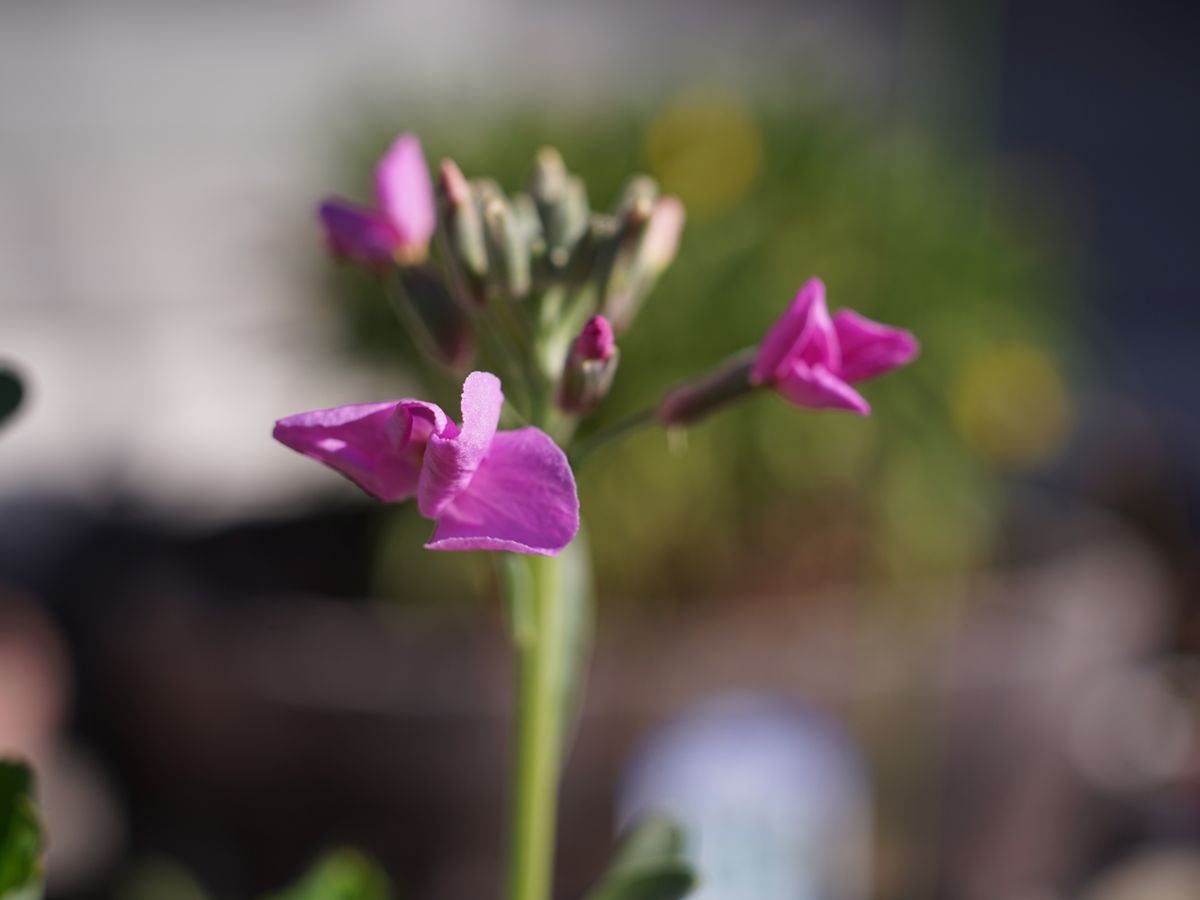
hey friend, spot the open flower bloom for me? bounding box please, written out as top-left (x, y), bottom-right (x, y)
top-left (751, 278), bottom-right (919, 414)
top-left (273, 372), bottom-right (579, 555)
top-left (318, 132), bottom-right (437, 267)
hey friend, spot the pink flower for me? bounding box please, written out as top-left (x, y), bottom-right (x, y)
top-left (273, 372), bottom-right (580, 555)
top-left (318, 132), bottom-right (437, 267)
top-left (751, 278), bottom-right (919, 414)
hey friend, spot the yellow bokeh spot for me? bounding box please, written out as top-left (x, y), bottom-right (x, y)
top-left (951, 342), bottom-right (1073, 468)
top-left (644, 89), bottom-right (763, 220)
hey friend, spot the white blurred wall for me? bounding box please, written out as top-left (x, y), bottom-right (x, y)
top-left (0, 0), bottom-right (891, 522)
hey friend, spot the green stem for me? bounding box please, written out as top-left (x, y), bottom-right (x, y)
top-left (568, 407), bottom-right (658, 467)
top-left (508, 553), bottom-right (565, 900)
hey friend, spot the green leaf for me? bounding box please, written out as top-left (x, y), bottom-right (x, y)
top-left (583, 815), bottom-right (699, 900)
top-left (585, 862), bottom-right (697, 900)
top-left (605, 815), bottom-right (686, 872)
top-left (0, 760), bottom-right (44, 900)
top-left (0, 370), bottom-right (23, 431)
top-left (262, 848), bottom-right (391, 900)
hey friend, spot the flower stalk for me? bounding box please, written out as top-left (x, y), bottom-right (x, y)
top-left (508, 551), bottom-right (567, 900)
top-left (657, 350), bottom-right (757, 428)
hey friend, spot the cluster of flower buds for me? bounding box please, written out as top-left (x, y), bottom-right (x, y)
top-left (435, 145), bottom-right (685, 413)
top-left (318, 132), bottom-right (685, 433)
top-left (282, 130), bottom-right (918, 556)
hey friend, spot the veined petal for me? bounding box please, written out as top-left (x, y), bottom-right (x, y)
top-left (317, 199), bottom-right (398, 265)
top-left (418, 371), bottom-right (502, 518)
top-left (752, 278), bottom-right (831, 384)
top-left (775, 360), bottom-right (870, 415)
top-left (425, 428), bottom-right (580, 555)
top-left (274, 399), bottom-right (449, 501)
top-left (374, 132), bottom-right (436, 256)
top-left (833, 310), bottom-right (920, 382)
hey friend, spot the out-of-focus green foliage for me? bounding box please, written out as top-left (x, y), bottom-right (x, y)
top-left (583, 814), bottom-right (697, 900)
top-left (318, 91), bottom-right (1077, 604)
top-left (0, 761), bottom-right (43, 900)
top-left (119, 859), bottom-right (211, 900)
top-left (119, 849), bottom-right (391, 900)
top-left (263, 849), bottom-right (391, 900)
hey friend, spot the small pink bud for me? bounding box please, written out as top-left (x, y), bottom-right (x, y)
top-left (576, 316), bottom-right (615, 362)
top-left (557, 316), bottom-right (619, 414)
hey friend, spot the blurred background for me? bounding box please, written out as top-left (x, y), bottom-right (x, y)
top-left (2, 0), bottom-right (1199, 898)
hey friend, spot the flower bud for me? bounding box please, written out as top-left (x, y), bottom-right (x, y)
top-left (639, 196), bottom-right (685, 275)
top-left (529, 146), bottom-right (568, 199)
top-left (657, 350), bottom-right (756, 427)
top-left (436, 159), bottom-right (489, 306)
top-left (529, 148), bottom-right (589, 271)
top-left (472, 177), bottom-right (505, 207)
top-left (389, 266), bottom-right (475, 371)
top-left (613, 175), bottom-right (658, 222)
top-left (563, 213), bottom-right (618, 288)
top-left (576, 315), bottom-right (615, 362)
top-left (483, 196), bottom-right (533, 300)
top-left (510, 192), bottom-right (544, 249)
top-left (598, 194), bottom-right (686, 332)
top-left (556, 315), bottom-right (620, 414)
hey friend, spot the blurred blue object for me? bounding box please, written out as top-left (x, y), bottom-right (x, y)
top-left (618, 695), bottom-right (870, 900)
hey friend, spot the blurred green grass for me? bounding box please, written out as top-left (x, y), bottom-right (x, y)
top-left (313, 91), bottom-right (1079, 606)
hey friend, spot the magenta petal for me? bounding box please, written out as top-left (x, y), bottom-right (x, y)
top-left (775, 360), bottom-right (870, 415)
top-left (752, 278), bottom-right (826, 384)
top-left (374, 133), bottom-right (436, 256)
top-left (425, 428), bottom-right (580, 555)
top-left (576, 315), bottom-right (616, 362)
top-left (833, 310), bottom-right (920, 382)
top-left (318, 199), bottom-right (399, 265)
top-left (799, 286), bottom-right (840, 371)
top-left (274, 399), bottom-right (449, 501)
top-left (417, 371), bottom-right (502, 518)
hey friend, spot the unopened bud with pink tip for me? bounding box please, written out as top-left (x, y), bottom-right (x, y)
top-left (601, 191), bottom-right (686, 332)
top-left (640, 196), bottom-right (685, 275)
top-left (556, 315), bottom-right (620, 414)
top-left (576, 315), bottom-right (616, 362)
top-left (435, 158), bottom-right (490, 306)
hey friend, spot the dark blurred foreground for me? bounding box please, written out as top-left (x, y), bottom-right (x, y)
top-left (3, 458), bottom-right (1200, 900)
